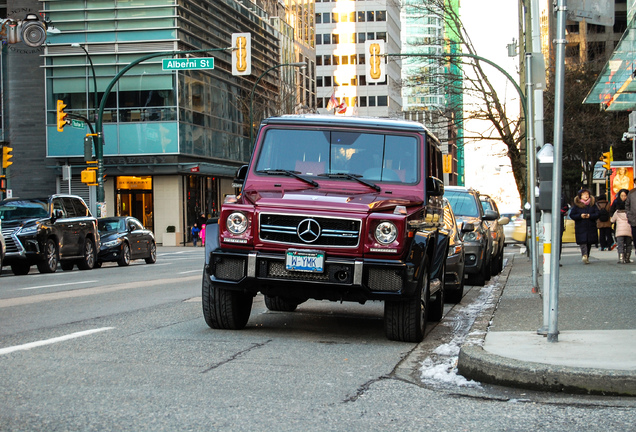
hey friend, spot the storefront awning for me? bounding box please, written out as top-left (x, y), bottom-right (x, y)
top-left (584, 13), bottom-right (636, 111)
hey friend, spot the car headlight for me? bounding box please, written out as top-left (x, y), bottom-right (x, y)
top-left (19, 223), bottom-right (39, 235)
top-left (375, 221), bottom-right (398, 245)
top-left (102, 238), bottom-right (123, 248)
top-left (464, 231), bottom-right (482, 241)
top-left (227, 212), bottom-right (248, 235)
top-left (448, 244), bottom-right (462, 256)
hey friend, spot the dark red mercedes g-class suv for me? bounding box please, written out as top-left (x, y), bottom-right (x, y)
top-left (202, 115), bottom-right (448, 342)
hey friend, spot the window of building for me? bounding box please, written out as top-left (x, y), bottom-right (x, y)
top-left (316, 34), bottom-right (322, 45)
top-left (333, 55), bottom-right (340, 65)
top-left (323, 12), bottom-right (331, 23)
top-left (324, 76), bottom-right (332, 87)
top-left (317, 98), bottom-right (324, 108)
top-left (368, 96), bottom-right (376, 107)
top-left (367, 32), bottom-right (374, 41)
top-left (349, 12), bottom-right (356, 22)
top-left (377, 95), bottom-right (388, 106)
top-left (341, 56), bottom-right (349, 65)
top-left (587, 41), bottom-right (605, 61)
top-left (316, 55), bottom-right (322, 66)
top-left (359, 54), bottom-right (365, 65)
top-left (358, 32), bottom-right (366, 43)
top-left (565, 43), bottom-right (579, 59)
top-left (359, 96), bottom-right (367, 107)
top-left (367, 11), bottom-right (375, 21)
top-left (357, 11), bottom-right (365, 22)
top-left (350, 55), bottom-right (357, 64)
top-left (324, 55), bottom-right (332, 65)
top-left (351, 76), bottom-right (357, 85)
top-left (376, 32), bottom-right (386, 42)
top-left (614, 10), bottom-right (627, 33)
top-left (324, 34), bottom-right (331, 44)
top-left (565, 22), bottom-right (579, 34)
top-left (317, 76), bottom-right (323, 87)
top-left (332, 12), bottom-right (339, 23)
top-left (315, 13), bottom-right (322, 24)
top-left (332, 34), bottom-right (339, 44)
top-left (376, 10), bottom-right (386, 21)
top-left (359, 75), bottom-right (367, 85)
top-left (587, 23), bottom-right (605, 33)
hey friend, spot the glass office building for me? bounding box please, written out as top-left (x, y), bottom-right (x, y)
top-left (41, 0), bottom-right (300, 244)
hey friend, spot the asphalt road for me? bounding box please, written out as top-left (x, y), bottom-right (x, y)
top-left (1, 247), bottom-right (635, 431)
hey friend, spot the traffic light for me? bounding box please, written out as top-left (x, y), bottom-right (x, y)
top-left (600, 148), bottom-right (613, 170)
top-left (2, 146), bottom-right (13, 168)
top-left (56, 100), bottom-right (68, 132)
top-left (232, 33), bottom-right (251, 76)
top-left (365, 40), bottom-right (386, 84)
top-left (81, 168), bottom-right (97, 184)
top-left (0, 175), bottom-right (6, 192)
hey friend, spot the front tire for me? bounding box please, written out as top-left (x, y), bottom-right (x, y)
top-left (11, 262), bottom-right (31, 276)
top-left (37, 239), bottom-right (58, 274)
top-left (202, 271), bottom-right (253, 329)
top-left (145, 241), bottom-right (157, 264)
top-left (384, 271), bottom-right (429, 343)
top-left (117, 243), bottom-right (131, 266)
top-left (77, 238), bottom-right (96, 270)
top-left (264, 295), bottom-right (300, 312)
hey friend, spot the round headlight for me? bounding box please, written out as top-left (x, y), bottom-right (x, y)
top-left (226, 212), bottom-right (248, 234)
top-left (464, 231), bottom-right (481, 241)
top-left (375, 221), bottom-right (398, 245)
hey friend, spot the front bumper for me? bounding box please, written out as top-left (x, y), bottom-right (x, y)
top-left (98, 245), bottom-right (122, 262)
top-left (206, 249), bottom-right (419, 303)
top-left (445, 252), bottom-right (464, 288)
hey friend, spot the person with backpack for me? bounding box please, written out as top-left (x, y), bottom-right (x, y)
top-left (596, 193), bottom-right (613, 251)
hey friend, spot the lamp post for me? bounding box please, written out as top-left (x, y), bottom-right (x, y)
top-left (71, 43), bottom-right (98, 120)
top-left (249, 62), bottom-right (306, 146)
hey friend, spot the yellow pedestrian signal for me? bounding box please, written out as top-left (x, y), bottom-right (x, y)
top-left (81, 169), bottom-right (97, 185)
top-left (2, 146), bottom-right (13, 168)
top-left (0, 175), bottom-right (6, 192)
top-left (600, 148), bottom-right (613, 170)
top-left (57, 99), bottom-right (68, 132)
top-left (232, 33), bottom-right (251, 76)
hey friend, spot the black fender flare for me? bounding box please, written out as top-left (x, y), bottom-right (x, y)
top-left (204, 219), bottom-right (219, 267)
top-left (404, 230), bottom-right (434, 297)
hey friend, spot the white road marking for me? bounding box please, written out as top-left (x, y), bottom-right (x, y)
top-left (18, 280), bottom-right (98, 291)
top-left (178, 270), bottom-right (201, 274)
top-left (0, 327), bottom-right (114, 356)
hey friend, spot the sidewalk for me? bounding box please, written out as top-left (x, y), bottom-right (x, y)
top-left (457, 243), bottom-right (636, 396)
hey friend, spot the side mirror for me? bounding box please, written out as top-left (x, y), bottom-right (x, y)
top-left (232, 165), bottom-right (248, 188)
top-left (483, 210), bottom-right (498, 221)
top-left (498, 216), bottom-right (510, 225)
top-left (426, 176), bottom-right (444, 197)
top-left (461, 222), bottom-right (475, 233)
top-left (52, 209), bottom-right (64, 220)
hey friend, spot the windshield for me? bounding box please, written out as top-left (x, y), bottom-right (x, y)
top-left (98, 218), bottom-right (125, 232)
top-left (255, 128), bottom-right (419, 184)
top-left (0, 200), bottom-right (49, 221)
top-left (445, 191), bottom-right (480, 218)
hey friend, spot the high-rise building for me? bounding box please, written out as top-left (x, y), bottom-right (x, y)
top-left (314, 0), bottom-right (402, 116)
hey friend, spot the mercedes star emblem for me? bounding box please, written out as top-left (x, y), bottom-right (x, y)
top-left (297, 218), bottom-right (321, 243)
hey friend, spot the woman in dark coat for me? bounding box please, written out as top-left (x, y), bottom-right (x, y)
top-left (610, 188), bottom-right (630, 216)
top-left (569, 188), bottom-right (599, 264)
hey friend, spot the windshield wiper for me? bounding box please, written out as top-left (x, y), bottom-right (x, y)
top-left (318, 172), bottom-right (381, 192)
top-left (257, 169), bottom-right (319, 187)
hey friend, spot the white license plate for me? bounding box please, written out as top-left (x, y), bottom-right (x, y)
top-left (285, 250), bottom-right (325, 273)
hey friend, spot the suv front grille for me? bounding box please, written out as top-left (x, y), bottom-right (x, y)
top-left (259, 213), bottom-right (361, 247)
top-left (1, 225), bottom-right (22, 254)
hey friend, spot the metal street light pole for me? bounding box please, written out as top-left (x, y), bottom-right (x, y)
top-left (71, 43), bottom-right (98, 120)
top-left (249, 62), bottom-right (307, 147)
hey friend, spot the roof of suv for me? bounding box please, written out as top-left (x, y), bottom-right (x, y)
top-left (445, 186), bottom-right (480, 194)
top-left (261, 114), bottom-right (439, 141)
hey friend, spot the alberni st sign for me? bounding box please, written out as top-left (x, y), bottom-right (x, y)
top-left (162, 58), bottom-right (214, 70)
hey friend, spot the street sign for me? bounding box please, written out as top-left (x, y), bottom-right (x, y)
top-left (71, 119), bottom-right (84, 129)
top-left (162, 58), bottom-right (214, 71)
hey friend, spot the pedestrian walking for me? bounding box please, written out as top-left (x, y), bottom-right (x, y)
top-left (569, 188), bottom-right (599, 264)
top-left (191, 223), bottom-right (200, 247)
top-left (625, 187), bottom-right (636, 251)
top-left (610, 200), bottom-right (633, 263)
top-left (610, 188), bottom-right (629, 216)
top-left (596, 193), bottom-right (613, 250)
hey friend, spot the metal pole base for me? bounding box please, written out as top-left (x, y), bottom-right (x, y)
top-left (547, 331), bottom-right (559, 343)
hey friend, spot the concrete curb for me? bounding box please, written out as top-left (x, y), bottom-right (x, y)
top-left (456, 254), bottom-right (636, 396)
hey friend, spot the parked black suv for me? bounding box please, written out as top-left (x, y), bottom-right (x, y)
top-left (0, 195), bottom-right (99, 275)
top-left (480, 194), bottom-right (509, 275)
top-left (444, 186), bottom-right (498, 286)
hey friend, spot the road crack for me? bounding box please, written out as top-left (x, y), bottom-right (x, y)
top-left (200, 339), bottom-right (272, 373)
